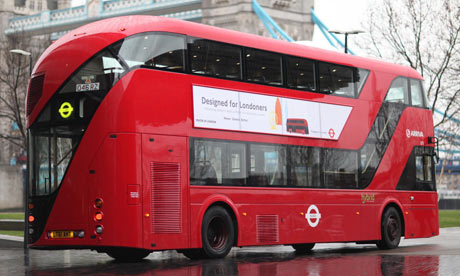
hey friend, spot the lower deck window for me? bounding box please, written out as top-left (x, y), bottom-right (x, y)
top-left (190, 138), bottom-right (359, 189)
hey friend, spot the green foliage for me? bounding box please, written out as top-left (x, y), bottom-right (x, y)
top-left (0, 213), bottom-right (24, 220)
top-left (0, 230), bottom-right (23, 237)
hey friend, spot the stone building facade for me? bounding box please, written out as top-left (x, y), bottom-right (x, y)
top-left (202, 0), bottom-right (314, 41)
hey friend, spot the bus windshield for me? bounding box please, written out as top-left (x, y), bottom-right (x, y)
top-left (30, 126), bottom-right (81, 196)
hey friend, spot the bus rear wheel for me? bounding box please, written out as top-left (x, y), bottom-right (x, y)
top-left (377, 207), bottom-right (402, 250)
top-left (201, 206), bottom-right (234, 259)
top-left (292, 243), bottom-right (315, 254)
top-left (105, 247), bottom-right (151, 262)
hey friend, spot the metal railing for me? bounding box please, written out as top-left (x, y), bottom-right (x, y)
top-left (5, 0), bottom-right (202, 37)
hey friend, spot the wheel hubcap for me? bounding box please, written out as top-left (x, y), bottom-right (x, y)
top-left (207, 217), bottom-right (228, 250)
top-left (387, 215), bottom-right (400, 241)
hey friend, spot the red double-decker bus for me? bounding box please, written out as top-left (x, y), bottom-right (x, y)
top-left (26, 16), bottom-right (438, 260)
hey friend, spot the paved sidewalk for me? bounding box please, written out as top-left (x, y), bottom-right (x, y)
top-left (0, 234), bottom-right (23, 248)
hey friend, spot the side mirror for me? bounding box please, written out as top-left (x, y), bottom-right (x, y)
top-left (428, 136), bottom-right (439, 163)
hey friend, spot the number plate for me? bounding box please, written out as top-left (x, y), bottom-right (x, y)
top-left (50, 231), bottom-right (74, 239)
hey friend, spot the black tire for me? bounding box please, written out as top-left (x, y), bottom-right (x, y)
top-left (201, 206), bottom-right (234, 259)
top-left (292, 243), bottom-right (315, 254)
top-left (105, 248), bottom-right (151, 262)
top-left (377, 207), bottom-right (402, 250)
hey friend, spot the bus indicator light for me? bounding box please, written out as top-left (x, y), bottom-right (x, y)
top-left (94, 212), bottom-right (103, 221)
top-left (95, 198), bottom-right (103, 208)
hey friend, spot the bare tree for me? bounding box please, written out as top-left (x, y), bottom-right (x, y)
top-left (360, 0), bottom-right (460, 146)
top-left (0, 34), bottom-right (47, 164)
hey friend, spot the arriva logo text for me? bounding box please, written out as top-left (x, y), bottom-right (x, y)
top-left (406, 129), bottom-right (424, 138)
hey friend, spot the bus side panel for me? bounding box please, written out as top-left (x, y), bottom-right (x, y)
top-left (88, 133), bottom-right (143, 248)
top-left (142, 134), bottom-right (189, 250)
top-left (190, 188), bottom-right (381, 247)
top-left (404, 192), bottom-right (439, 238)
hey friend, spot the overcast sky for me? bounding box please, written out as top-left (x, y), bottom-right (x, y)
top-left (312, 0), bottom-right (369, 51)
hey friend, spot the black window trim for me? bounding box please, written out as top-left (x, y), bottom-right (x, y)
top-left (187, 36), bottom-right (243, 81)
top-left (182, 34), bottom-right (369, 99)
top-left (243, 46), bottom-right (284, 86)
top-left (190, 137), bottom-right (364, 190)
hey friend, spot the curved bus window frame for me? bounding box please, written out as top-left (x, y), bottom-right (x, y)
top-left (114, 32), bottom-right (187, 73)
top-left (385, 77), bottom-right (428, 108)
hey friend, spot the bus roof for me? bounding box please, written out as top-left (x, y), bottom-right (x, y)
top-left (41, 15), bottom-right (421, 79)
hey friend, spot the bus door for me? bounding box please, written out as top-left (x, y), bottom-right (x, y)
top-left (141, 134), bottom-right (189, 250)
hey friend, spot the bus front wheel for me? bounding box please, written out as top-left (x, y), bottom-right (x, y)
top-left (377, 207), bottom-right (402, 250)
top-left (201, 206), bottom-right (234, 259)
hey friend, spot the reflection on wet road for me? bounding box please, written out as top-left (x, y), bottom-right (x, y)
top-left (2, 228), bottom-right (460, 275)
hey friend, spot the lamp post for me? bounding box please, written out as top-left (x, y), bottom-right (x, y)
top-left (9, 48), bottom-right (32, 249)
top-left (328, 30), bottom-right (364, 54)
top-left (10, 49), bottom-right (32, 76)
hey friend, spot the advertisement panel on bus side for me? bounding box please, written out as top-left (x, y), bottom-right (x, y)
top-left (193, 85), bottom-right (352, 140)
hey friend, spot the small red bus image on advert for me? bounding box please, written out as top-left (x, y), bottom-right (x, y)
top-left (287, 118), bottom-right (309, 134)
top-left (25, 15), bottom-right (438, 261)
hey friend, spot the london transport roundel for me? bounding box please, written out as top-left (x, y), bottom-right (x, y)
top-left (305, 205), bottom-right (322, 227)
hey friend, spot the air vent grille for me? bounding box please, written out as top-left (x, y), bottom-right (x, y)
top-left (151, 162), bottom-right (181, 234)
top-left (256, 215), bottom-right (279, 243)
top-left (27, 74), bottom-right (45, 116)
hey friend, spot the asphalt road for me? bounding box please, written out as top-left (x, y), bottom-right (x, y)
top-left (1, 228), bottom-right (460, 275)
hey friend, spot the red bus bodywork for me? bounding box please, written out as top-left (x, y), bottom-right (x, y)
top-left (26, 16), bottom-right (438, 257)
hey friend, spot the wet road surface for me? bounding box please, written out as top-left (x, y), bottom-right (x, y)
top-left (1, 228), bottom-right (459, 276)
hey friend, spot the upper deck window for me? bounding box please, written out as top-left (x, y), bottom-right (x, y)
top-left (116, 33), bottom-right (185, 72)
top-left (60, 50), bottom-right (125, 95)
top-left (385, 77), bottom-right (409, 104)
top-left (318, 62), bottom-right (356, 97)
top-left (410, 79), bottom-right (425, 107)
top-left (286, 56), bottom-right (315, 91)
top-left (189, 38), bottom-right (242, 79)
top-left (245, 49), bottom-right (282, 86)
top-left (385, 77), bottom-right (427, 108)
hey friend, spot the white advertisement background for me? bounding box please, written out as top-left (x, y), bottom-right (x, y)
top-left (319, 103), bottom-right (352, 139)
top-left (238, 92), bottom-right (281, 135)
top-left (193, 86), bottom-right (240, 130)
top-left (193, 86), bottom-right (352, 140)
top-left (284, 98), bottom-right (321, 138)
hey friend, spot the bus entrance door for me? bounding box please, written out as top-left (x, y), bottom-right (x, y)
top-left (142, 134), bottom-right (189, 250)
